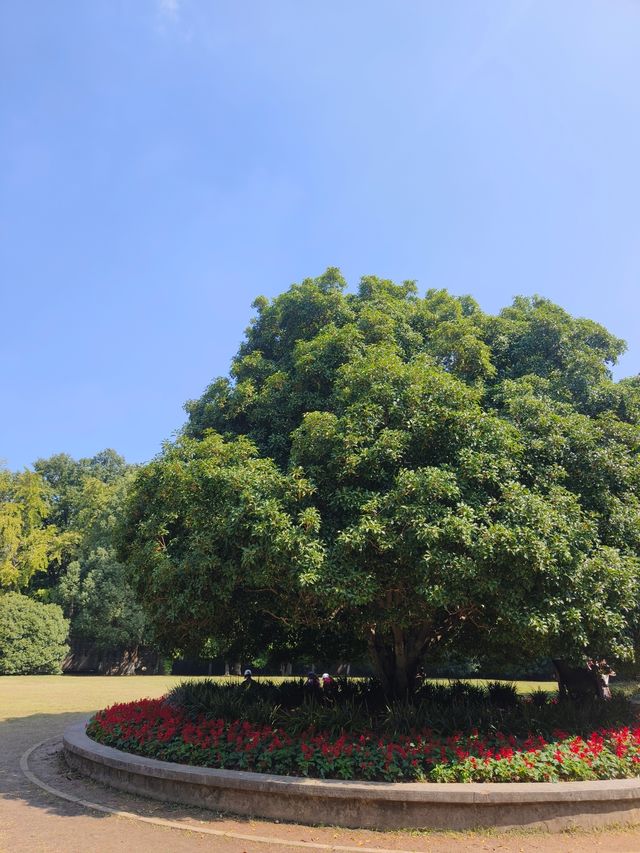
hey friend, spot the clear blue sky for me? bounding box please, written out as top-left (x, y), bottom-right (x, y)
top-left (2, 1), bottom-right (639, 470)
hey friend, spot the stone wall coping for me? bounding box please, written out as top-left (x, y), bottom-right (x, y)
top-left (64, 722), bottom-right (640, 806)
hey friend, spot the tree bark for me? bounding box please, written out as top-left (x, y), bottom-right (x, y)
top-left (368, 625), bottom-right (426, 697)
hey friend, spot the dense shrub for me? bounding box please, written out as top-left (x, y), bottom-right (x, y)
top-left (88, 696), bottom-right (640, 783)
top-left (166, 678), bottom-right (633, 739)
top-left (0, 592), bottom-right (69, 674)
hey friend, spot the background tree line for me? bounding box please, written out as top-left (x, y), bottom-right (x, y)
top-left (0, 449), bottom-right (147, 673)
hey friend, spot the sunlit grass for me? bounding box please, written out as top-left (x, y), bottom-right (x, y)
top-left (0, 674), bottom-right (563, 723)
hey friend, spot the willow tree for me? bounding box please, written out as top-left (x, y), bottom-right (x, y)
top-left (121, 270), bottom-right (640, 695)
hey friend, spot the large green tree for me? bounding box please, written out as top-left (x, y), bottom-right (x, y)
top-left (121, 271), bottom-right (640, 695)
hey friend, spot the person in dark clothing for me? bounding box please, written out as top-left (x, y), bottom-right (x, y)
top-left (304, 671), bottom-right (320, 692)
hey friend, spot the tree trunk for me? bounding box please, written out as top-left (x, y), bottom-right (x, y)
top-left (368, 626), bottom-right (425, 697)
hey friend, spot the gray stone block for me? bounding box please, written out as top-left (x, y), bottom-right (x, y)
top-left (63, 722), bottom-right (640, 831)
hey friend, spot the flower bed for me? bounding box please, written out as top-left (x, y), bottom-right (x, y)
top-left (86, 697), bottom-right (640, 783)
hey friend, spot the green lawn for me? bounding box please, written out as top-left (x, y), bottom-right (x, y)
top-left (0, 674), bottom-right (561, 723)
top-left (432, 678), bottom-right (557, 693)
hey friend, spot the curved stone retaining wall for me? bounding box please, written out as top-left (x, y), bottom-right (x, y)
top-left (63, 723), bottom-right (640, 831)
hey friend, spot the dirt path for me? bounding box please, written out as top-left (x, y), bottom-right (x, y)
top-left (2, 680), bottom-right (640, 852)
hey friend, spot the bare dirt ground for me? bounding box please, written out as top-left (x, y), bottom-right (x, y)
top-left (2, 676), bottom-right (640, 853)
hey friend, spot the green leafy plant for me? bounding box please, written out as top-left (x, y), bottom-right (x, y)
top-left (163, 678), bottom-right (633, 739)
top-left (487, 681), bottom-right (519, 708)
top-left (0, 592), bottom-right (69, 674)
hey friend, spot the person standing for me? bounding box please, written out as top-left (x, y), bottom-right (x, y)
top-left (321, 672), bottom-right (335, 699)
top-left (304, 671), bottom-right (320, 693)
top-left (597, 659), bottom-right (615, 700)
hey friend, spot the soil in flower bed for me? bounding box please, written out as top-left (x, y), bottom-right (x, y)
top-left (86, 679), bottom-right (640, 783)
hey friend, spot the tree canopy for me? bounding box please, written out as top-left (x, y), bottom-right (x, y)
top-left (121, 270), bottom-right (640, 694)
top-left (0, 469), bottom-right (70, 590)
top-left (1, 450), bottom-right (147, 655)
top-left (38, 452), bottom-right (149, 652)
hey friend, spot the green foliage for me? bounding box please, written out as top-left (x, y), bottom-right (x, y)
top-left (119, 433), bottom-right (325, 656)
top-left (0, 469), bottom-right (72, 590)
top-left (529, 688), bottom-right (552, 708)
top-left (0, 592), bottom-right (69, 674)
top-left (26, 450), bottom-right (148, 652)
top-left (122, 271), bottom-right (640, 694)
top-left (166, 678), bottom-right (632, 739)
top-left (34, 449), bottom-right (128, 530)
top-left (168, 679), bottom-right (281, 727)
top-left (486, 681), bottom-right (519, 708)
top-left (56, 548), bottom-right (147, 649)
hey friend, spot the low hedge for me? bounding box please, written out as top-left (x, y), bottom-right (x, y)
top-left (87, 697), bottom-right (640, 783)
